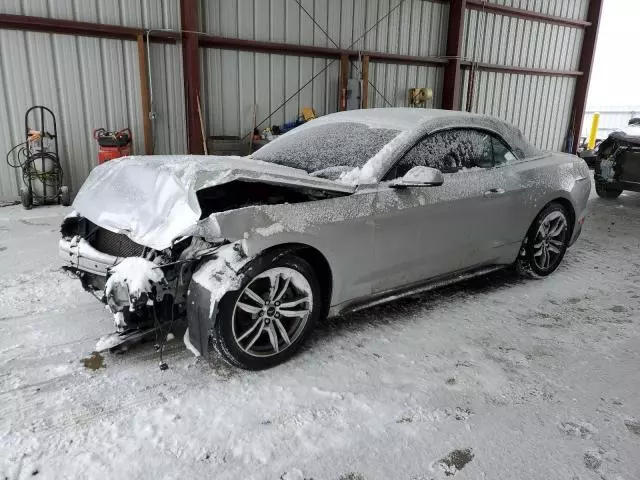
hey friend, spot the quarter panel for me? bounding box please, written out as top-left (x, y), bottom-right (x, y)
top-left (500, 153), bottom-right (590, 253)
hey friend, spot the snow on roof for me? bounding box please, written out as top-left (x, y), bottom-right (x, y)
top-left (302, 107), bottom-right (483, 132)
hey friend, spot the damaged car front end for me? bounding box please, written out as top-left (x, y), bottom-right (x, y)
top-left (59, 154), bottom-right (353, 355)
top-left (594, 126), bottom-right (640, 198)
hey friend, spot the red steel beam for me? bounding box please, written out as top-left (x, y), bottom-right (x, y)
top-left (181, 0), bottom-right (204, 154)
top-left (570, 0), bottom-right (604, 153)
top-left (442, 0), bottom-right (466, 110)
top-left (466, 0), bottom-right (591, 29)
top-left (0, 13), bottom-right (178, 43)
top-left (198, 35), bottom-right (447, 67)
top-left (460, 62), bottom-right (583, 78)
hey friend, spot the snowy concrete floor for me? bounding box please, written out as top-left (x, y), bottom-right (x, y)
top-left (1, 188), bottom-right (639, 480)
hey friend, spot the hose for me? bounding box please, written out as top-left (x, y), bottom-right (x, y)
top-left (6, 141), bottom-right (64, 202)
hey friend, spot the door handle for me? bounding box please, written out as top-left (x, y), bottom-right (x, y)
top-left (484, 188), bottom-right (505, 197)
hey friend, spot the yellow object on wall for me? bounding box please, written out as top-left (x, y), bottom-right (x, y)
top-left (588, 112), bottom-right (600, 150)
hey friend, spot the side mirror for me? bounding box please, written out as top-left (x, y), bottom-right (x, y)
top-left (390, 166), bottom-right (444, 188)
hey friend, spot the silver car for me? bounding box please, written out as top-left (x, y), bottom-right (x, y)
top-left (59, 108), bottom-right (591, 369)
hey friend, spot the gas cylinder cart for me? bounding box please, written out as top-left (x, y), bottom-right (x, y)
top-left (5, 106), bottom-right (70, 209)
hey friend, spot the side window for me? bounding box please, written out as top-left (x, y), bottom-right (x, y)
top-left (492, 137), bottom-right (517, 165)
top-left (385, 129), bottom-right (494, 180)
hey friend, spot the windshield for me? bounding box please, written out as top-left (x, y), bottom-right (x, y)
top-left (252, 121), bottom-right (400, 178)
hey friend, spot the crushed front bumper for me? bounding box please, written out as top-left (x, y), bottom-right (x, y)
top-left (59, 237), bottom-right (118, 277)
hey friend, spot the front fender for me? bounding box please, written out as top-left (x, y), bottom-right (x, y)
top-left (185, 242), bottom-right (251, 357)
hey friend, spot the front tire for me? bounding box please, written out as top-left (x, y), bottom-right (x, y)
top-left (517, 203), bottom-right (570, 278)
top-left (212, 251), bottom-right (322, 370)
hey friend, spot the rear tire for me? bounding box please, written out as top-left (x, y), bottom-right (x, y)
top-left (595, 180), bottom-right (622, 199)
top-left (516, 203), bottom-right (570, 278)
top-left (212, 251), bottom-right (322, 370)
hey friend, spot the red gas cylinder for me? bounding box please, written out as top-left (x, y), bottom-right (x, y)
top-left (93, 128), bottom-right (132, 164)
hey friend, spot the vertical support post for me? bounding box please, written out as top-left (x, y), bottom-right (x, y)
top-left (570, 0), bottom-right (604, 153)
top-left (136, 34), bottom-right (153, 154)
top-left (181, 0), bottom-right (204, 154)
top-left (465, 66), bottom-right (476, 112)
top-left (587, 112), bottom-right (600, 150)
top-left (442, 0), bottom-right (466, 110)
top-left (339, 54), bottom-right (349, 111)
top-left (361, 55), bottom-right (370, 109)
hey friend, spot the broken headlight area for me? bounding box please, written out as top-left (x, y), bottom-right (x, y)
top-left (61, 214), bottom-right (226, 330)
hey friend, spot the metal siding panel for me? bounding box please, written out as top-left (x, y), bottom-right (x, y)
top-left (386, 0), bottom-right (400, 55)
top-left (238, 51), bottom-right (255, 139)
top-left (220, 50), bottom-right (240, 136)
top-left (4, 0), bottom-right (181, 29)
top-left (299, 0), bottom-right (315, 46)
top-left (237, 0), bottom-right (255, 39)
top-left (396, 0), bottom-right (410, 56)
top-left (484, 0), bottom-right (587, 21)
top-left (339, 0), bottom-right (354, 47)
top-left (375, 0), bottom-right (390, 54)
top-left (298, 56), bottom-right (314, 110)
top-left (407, 1), bottom-right (421, 56)
top-left (253, 0), bottom-right (270, 42)
top-left (326, 0), bottom-right (341, 48)
top-left (254, 52), bottom-right (272, 130)
top-left (284, 56), bottom-right (301, 121)
top-left (269, 54), bottom-right (286, 126)
top-left (312, 0), bottom-right (329, 47)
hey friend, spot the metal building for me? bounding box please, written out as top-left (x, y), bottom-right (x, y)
top-left (0, 0), bottom-right (602, 201)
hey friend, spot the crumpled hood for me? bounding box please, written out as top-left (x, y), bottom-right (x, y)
top-left (72, 155), bottom-right (353, 250)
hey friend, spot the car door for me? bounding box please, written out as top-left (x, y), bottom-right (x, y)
top-left (369, 128), bottom-right (519, 294)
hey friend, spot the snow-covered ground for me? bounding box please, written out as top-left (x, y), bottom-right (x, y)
top-left (1, 188), bottom-right (639, 480)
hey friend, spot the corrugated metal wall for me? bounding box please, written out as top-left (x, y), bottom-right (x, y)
top-left (0, 0), bottom-right (180, 29)
top-left (198, 0), bottom-right (448, 136)
top-left (461, 69), bottom-right (576, 150)
top-left (200, 0), bottom-right (448, 53)
top-left (368, 63), bottom-right (443, 109)
top-left (460, 0), bottom-right (587, 151)
top-left (0, 0), bottom-right (186, 201)
top-left (201, 49), bottom-right (341, 136)
top-left (483, 0), bottom-right (589, 22)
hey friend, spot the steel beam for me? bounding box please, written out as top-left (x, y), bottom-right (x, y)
top-left (465, 0), bottom-right (591, 29)
top-left (0, 13), bottom-right (178, 43)
top-left (442, 0), bottom-right (466, 110)
top-left (570, 0), bottom-right (604, 153)
top-left (180, 0), bottom-right (204, 155)
top-left (137, 35), bottom-right (153, 155)
top-left (198, 35), bottom-right (446, 67)
top-left (460, 62), bottom-right (583, 78)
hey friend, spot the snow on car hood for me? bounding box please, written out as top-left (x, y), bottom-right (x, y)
top-left (72, 155), bottom-right (355, 250)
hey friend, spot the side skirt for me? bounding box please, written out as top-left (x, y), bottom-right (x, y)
top-left (329, 265), bottom-right (504, 318)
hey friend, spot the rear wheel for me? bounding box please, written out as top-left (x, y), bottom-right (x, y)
top-left (517, 203), bottom-right (570, 278)
top-left (595, 180), bottom-right (622, 199)
top-left (212, 251), bottom-right (322, 370)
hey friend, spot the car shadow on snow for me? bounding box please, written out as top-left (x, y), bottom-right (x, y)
top-left (312, 268), bottom-right (526, 344)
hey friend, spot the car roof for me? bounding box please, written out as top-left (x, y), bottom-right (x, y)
top-left (311, 107), bottom-right (499, 132)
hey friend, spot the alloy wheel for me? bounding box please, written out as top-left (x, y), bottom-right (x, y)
top-left (532, 211), bottom-right (568, 272)
top-left (231, 267), bottom-right (313, 358)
